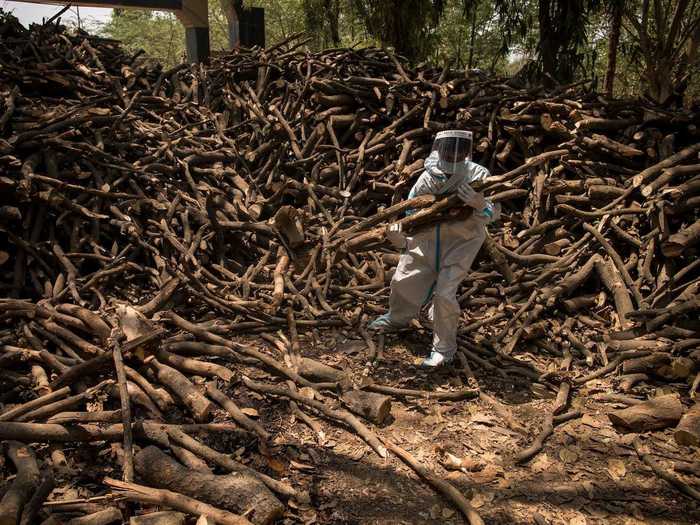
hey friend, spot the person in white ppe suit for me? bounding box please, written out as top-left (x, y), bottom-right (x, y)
top-left (368, 130), bottom-right (499, 367)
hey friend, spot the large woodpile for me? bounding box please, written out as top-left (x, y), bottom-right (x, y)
top-left (1, 12), bottom-right (699, 525)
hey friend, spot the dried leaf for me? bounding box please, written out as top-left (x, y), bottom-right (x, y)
top-left (116, 304), bottom-right (153, 341)
top-left (580, 414), bottom-right (603, 428)
top-left (442, 452), bottom-right (485, 473)
top-left (266, 456), bottom-right (286, 474)
top-left (290, 460), bottom-right (315, 471)
top-left (470, 413), bottom-right (499, 426)
top-left (559, 447), bottom-right (578, 463)
top-left (471, 464), bottom-right (502, 483)
top-left (298, 387), bottom-right (316, 400)
top-left (607, 458), bottom-right (626, 481)
top-left (530, 453), bottom-right (551, 472)
top-left (470, 491), bottom-right (494, 508)
top-left (240, 407), bottom-right (259, 417)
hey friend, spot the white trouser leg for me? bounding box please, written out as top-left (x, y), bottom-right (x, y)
top-left (431, 225), bottom-right (486, 355)
top-left (432, 264), bottom-right (468, 355)
top-left (388, 237), bottom-right (437, 326)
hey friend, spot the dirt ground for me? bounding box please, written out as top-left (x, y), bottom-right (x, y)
top-left (220, 325), bottom-right (700, 525)
top-left (21, 323), bottom-right (699, 524)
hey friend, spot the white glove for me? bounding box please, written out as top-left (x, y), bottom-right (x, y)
top-left (457, 181), bottom-right (487, 210)
top-left (386, 222), bottom-right (406, 250)
top-left (475, 200), bottom-right (501, 223)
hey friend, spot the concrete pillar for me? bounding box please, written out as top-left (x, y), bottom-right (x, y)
top-left (176, 0), bottom-right (210, 63)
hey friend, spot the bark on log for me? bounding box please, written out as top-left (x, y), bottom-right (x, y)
top-left (675, 403), bottom-right (700, 447)
top-left (621, 353), bottom-right (672, 375)
top-left (662, 219), bottom-right (700, 257)
top-left (19, 469), bottom-right (54, 525)
top-left (340, 390), bottom-right (392, 425)
top-left (0, 386), bottom-right (71, 422)
top-left (0, 441), bottom-right (41, 525)
top-left (129, 512), bottom-right (186, 525)
top-left (134, 446), bottom-right (284, 525)
top-left (147, 357), bottom-right (214, 422)
top-left (608, 394), bottom-right (684, 432)
top-left (105, 478), bottom-right (253, 525)
top-left (66, 508), bottom-right (123, 525)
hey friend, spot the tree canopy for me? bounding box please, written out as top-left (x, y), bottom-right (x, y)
top-left (100, 0), bottom-right (700, 105)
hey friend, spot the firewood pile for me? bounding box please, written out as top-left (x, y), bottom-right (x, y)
top-left (1, 11), bottom-right (700, 524)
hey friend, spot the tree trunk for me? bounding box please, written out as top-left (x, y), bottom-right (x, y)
top-left (604, 4), bottom-right (622, 97)
top-left (467, 6), bottom-right (477, 70)
top-left (325, 0), bottom-right (340, 46)
top-left (221, 0), bottom-right (243, 49)
top-left (538, 0), bottom-right (557, 85)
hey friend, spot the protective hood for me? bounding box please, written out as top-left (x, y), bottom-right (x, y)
top-left (424, 151), bottom-right (490, 190)
top-left (429, 130), bottom-right (473, 175)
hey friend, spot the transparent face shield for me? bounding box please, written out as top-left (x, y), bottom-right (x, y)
top-left (430, 130), bottom-right (473, 175)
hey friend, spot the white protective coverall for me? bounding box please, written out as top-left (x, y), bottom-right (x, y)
top-left (370, 150), bottom-right (498, 366)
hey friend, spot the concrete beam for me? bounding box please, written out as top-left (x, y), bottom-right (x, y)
top-left (9, 0), bottom-right (182, 10)
top-left (11, 0), bottom-right (212, 62)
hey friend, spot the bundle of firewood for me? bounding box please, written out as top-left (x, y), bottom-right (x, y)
top-left (1, 11), bottom-right (699, 524)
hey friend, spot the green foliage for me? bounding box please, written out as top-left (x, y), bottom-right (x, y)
top-left (349, 0), bottom-right (444, 61)
top-left (102, 9), bottom-right (186, 65)
top-left (98, 0), bottom-right (700, 104)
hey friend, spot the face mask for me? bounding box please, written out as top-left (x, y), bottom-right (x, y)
top-left (430, 130), bottom-right (473, 175)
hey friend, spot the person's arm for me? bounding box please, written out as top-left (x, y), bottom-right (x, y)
top-left (457, 163), bottom-right (501, 223)
top-left (405, 172), bottom-right (435, 216)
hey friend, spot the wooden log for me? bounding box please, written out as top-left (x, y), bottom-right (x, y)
top-left (50, 352), bottom-right (114, 389)
top-left (621, 353), bottom-right (672, 375)
top-left (19, 469), bottom-right (54, 525)
top-left (608, 394), bottom-right (684, 432)
top-left (169, 443), bottom-right (212, 473)
top-left (0, 442), bottom-right (41, 525)
top-left (0, 386), bottom-right (71, 422)
top-left (113, 339), bottom-right (134, 483)
top-left (156, 348), bottom-right (235, 382)
top-left (594, 256), bottom-right (633, 329)
top-left (66, 508), bottom-right (123, 525)
top-left (134, 446), bottom-right (284, 525)
top-left (675, 403), bottom-right (700, 447)
top-left (0, 421), bottom-right (238, 446)
top-left (105, 478), bottom-right (253, 525)
top-left (129, 512), bottom-right (186, 525)
top-left (124, 365), bottom-right (174, 412)
top-left (631, 142), bottom-right (700, 189)
top-left (243, 378), bottom-right (387, 457)
top-left (340, 390), bottom-right (392, 425)
top-left (146, 357), bottom-right (214, 422)
top-left (364, 383), bottom-right (479, 401)
top-left (47, 410), bottom-right (122, 424)
top-left (619, 374), bottom-right (648, 392)
top-left (55, 304), bottom-right (111, 342)
top-left (662, 219), bottom-right (700, 257)
top-left (18, 380), bottom-right (113, 422)
top-left (163, 426), bottom-right (303, 502)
